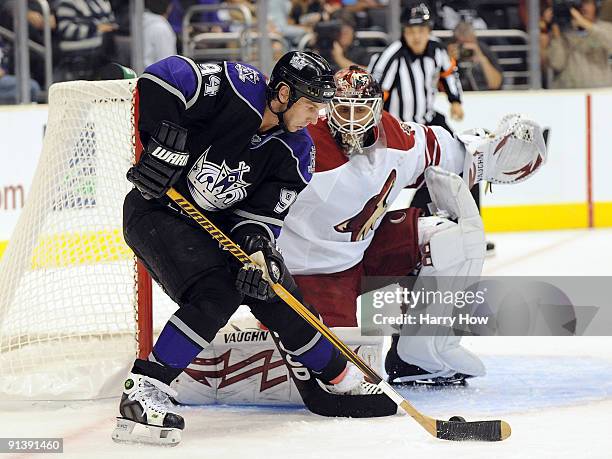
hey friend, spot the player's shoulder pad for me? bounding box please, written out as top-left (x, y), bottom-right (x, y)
top-left (140, 55), bottom-right (203, 109)
top-left (381, 111), bottom-right (416, 151)
top-left (273, 128), bottom-right (316, 184)
top-left (224, 62), bottom-right (267, 119)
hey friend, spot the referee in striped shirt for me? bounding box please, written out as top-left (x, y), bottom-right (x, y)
top-left (368, 2), bottom-right (463, 131)
top-left (369, 3), bottom-right (492, 254)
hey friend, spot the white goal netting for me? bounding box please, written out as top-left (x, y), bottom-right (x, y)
top-left (0, 80), bottom-right (168, 401)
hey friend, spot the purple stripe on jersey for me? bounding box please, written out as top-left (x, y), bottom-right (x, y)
top-left (225, 62), bottom-right (266, 118)
top-left (152, 322), bottom-right (203, 369)
top-left (292, 336), bottom-right (334, 372)
top-left (278, 131), bottom-right (315, 183)
top-left (270, 224), bottom-right (281, 239)
top-left (145, 56), bottom-right (198, 102)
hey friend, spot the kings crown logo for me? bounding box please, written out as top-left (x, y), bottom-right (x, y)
top-left (289, 54), bottom-right (308, 70)
top-left (187, 147), bottom-right (251, 211)
top-left (235, 63), bottom-right (260, 84)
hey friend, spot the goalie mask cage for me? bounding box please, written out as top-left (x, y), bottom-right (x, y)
top-left (0, 80), bottom-right (165, 400)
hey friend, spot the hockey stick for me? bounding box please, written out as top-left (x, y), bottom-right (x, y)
top-left (269, 328), bottom-right (398, 418)
top-left (166, 187), bottom-right (511, 442)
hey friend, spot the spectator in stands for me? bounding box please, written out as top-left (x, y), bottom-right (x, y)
top-left (519, 0), bottom-right (552, 31)
top-left (55, 0), bottom-right (118, 81)
top-left (448, 21), bottom-right (503, 90)
top-left (144, 0), bottom-right (177, 67)
top-left (268, 0), bottom-right (310, 46)
top-left (542, 0), bottom-right (612, 89)
top-left (315, 16), bottom-right (369, 72)
top-left (434, 1), bottom-right (488, 31)
top-left (340, 0), bottom-right (382, 15)
top-left (290, 0), bottom-right (327, 27)
top-left (0, 38), bottom-right (40, 104)
top-left (0, 0), bottom-right (56, 88)
top-left (519, 0), bottom-right (557, 87)
top-left (109, 0), bottom-right (130, 34)
top-left (601, 0), bottom-right (612, 22)
top-left (167, 0), bottom-right (186, 34)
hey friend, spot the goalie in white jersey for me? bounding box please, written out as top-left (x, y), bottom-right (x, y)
top-left (278, 66), bottom-right (547, 385)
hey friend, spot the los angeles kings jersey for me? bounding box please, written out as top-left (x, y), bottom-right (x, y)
top-left (278, 111), bottom-right (465, 275)
top-left (137, 55), bottom-right (314, 239)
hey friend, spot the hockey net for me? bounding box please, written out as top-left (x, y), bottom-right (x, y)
top-left (0, 80), bottom-right (175, 400)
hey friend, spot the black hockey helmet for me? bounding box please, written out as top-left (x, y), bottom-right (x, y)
top-left (401, 3), bottom-right (431, 27)
top-left (268, 51), bottom-right (336, 106)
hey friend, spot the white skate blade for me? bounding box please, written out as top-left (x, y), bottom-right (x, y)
top-left (112, 418), bottom-right (181, 447)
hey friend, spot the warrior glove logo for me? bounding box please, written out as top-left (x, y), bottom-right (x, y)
top-left (151, 145), bottom-right (189, 167)
top-left (187, 147), bottom-right (251, 211)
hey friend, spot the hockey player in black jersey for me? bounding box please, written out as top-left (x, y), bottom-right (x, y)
top-left (112, 52), bottom-right (381, 446)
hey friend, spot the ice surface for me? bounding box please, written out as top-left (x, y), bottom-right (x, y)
top-left (2, 229), bottom-right (611, 458)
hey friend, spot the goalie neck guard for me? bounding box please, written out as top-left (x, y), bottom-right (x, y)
top-left (327, 66), bottom-right (383, 157)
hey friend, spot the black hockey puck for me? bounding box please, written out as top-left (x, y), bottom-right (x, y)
top-left (449, 416), bottom-right (466, 422)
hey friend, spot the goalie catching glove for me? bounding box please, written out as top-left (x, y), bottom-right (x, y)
top-left (235, 235), bottom-right (297, 301)
top-left (127, 121), bottom-right (189, 199)
top-left (459, 113), bottom-right (547, 188)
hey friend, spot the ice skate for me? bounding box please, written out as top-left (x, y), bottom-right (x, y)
top-left (112, 372), bottom-right (184, 446)
top-left (385, 335), bottom-right (469, 387)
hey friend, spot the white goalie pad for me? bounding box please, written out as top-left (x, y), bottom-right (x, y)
top-left (459, 113), bottom-right (547, 188)
top-left (171, 326), bottom-right (384, 406)
top-left (396, 167), bottom-right (485, 379)
top-left (424, 166), bottom-right (485, 267)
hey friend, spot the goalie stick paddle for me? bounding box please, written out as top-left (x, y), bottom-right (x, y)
top-left (166, 188), bottom-right (511, 442)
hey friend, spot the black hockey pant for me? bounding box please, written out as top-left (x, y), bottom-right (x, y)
top-left (122, 189), bottom-right (345, 385)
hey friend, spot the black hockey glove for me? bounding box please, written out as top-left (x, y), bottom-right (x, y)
top-left (235, 235), bottom-right (297, 302)
top-left (127, 121), bottom-right (188, 199)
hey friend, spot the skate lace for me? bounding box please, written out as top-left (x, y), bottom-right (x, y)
top-left (131, 379), bottom-right (175, 412)
top-left (352, 381), bottom-right (384, 395)
top-left (144, 384), bottom-right (172, 406)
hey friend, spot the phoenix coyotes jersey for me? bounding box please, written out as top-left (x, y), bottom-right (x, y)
top-left (137, 55), bottom-right (314, 238)
top-left (278, 111), bottom-right (464, 275)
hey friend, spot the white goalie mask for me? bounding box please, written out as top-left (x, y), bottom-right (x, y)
top-left (327, 67), bottom-right (383, 157)
top-left (459, 114), bottom-right (547, 188)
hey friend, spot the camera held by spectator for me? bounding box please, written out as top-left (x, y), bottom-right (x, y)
top-left (553, 0), bottom-right (582, 29)
top-left (543, 0), bottom-right (612, 88)
top-left (448, 21), bottom-right (503, 91)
